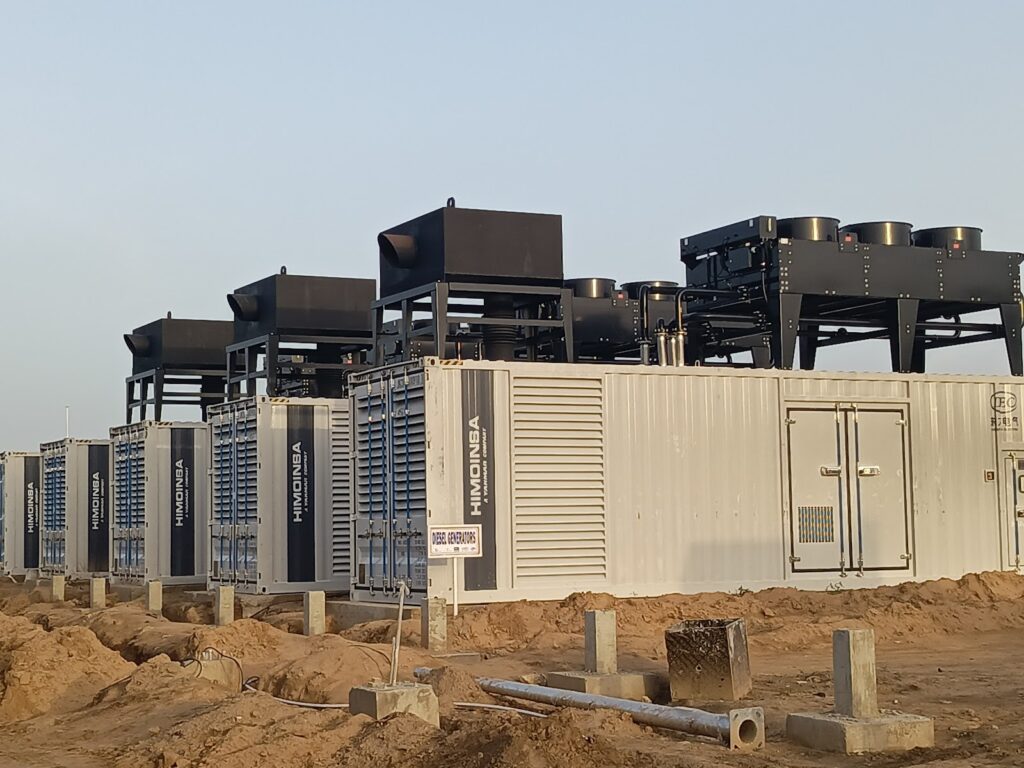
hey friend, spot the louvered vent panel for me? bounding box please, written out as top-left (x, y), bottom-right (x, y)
top-left (512, 377), bottom-right (607, 581)
top-left (330, 404), bottom-right (352, 577)
top-left (112, 428), bottom-right (147, 578)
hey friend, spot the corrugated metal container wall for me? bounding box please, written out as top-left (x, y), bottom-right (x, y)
top-left (110, 422), bottom-right (210, 586)
top-left (0, 452), bottom-right (42, 576)
top-left (39, 439), bottom-right (112, 578)
top-left (350, 360), bottom-right (1024, 605)
top-left (604, 372), bottom-right (786, 593)
top-left (208, 397), bottom-right (351, 594)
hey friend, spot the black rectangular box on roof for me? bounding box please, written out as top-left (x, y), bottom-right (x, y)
top-left (377, 205), bottom-right (564, 297)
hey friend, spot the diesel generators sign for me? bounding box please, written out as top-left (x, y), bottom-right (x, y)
top-left (169, 430), bottom-right (195, 577)
top-left (87, 445), bottom-right (110, 573)
top-left (23, 456), bottom-right (40, 569)
top-left (461, 370), bottom-right (496, 590)
top-left (286, 405), bottom-right (316, 582)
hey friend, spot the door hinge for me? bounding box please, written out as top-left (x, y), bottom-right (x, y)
top-left (900, 553), bottom-right (913, 561)
top-left (789, 555), bottom-right (802, 564)
top-left (785, 418), bottom-right (796, 425)
top-left (895, 419), bottom-right (907, 426)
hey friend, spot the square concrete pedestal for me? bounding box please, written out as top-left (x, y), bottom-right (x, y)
top-left (545, 671), bottom-right (667, 702)
top-left (349, 683), bottom-right (440, 727)
top-left (787, 711), bottom-right (934, 754)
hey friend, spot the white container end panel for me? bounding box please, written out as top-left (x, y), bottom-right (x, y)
top-left (209, 397), bottom-right (352, 595)
top-left (111, 422), bottom-right (210, 586)
top-left (0, 453), bottom-right (42, 576)
top-left (39, 439), bottom-right (112, 578)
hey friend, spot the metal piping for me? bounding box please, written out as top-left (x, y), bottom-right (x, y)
top-left (639, 284), bottom-right (652, 364)
top-left (469, 676), bottom-right (764, 751)
top-left (655, 326), bottom-right (670, 367)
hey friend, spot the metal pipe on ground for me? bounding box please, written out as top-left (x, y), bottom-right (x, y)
top-left (414, 668), bottom-right (764, 751)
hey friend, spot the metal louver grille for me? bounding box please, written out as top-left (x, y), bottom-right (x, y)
top-left (511, 376), bottom-right (607, 581)
top-left (797, 505), bottom-right (835, 544)
top-left (41, 448), bottom-right (67, 570)
top-left (210, 401), bottom-right (258, 582)
top-left (112, 429), bottom-right (146, 578)
top-left (353, 371), bottom-right (428, 594)
top-left (330, 405), bottom-right (352, 577)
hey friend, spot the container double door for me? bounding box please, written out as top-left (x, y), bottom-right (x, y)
top-left (1000, 453), bottom-right (1024, 570)
top-left (112, 438), bottom-right (146, 581)
top-left (787, 404), bottom-right (911, 573)
top-left (352, 372), bottom-right (428, 598)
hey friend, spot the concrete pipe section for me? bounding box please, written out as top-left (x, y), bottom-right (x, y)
top-left (414, 668), bottom-right (764, 751)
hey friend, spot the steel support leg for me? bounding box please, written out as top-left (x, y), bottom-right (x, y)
top-left (1001, 303), bottom-right (1024, 376)
top-left (265, 335), bottom-right (280, 396)
top-left (139, 375), bottom-right (150, 421)
top-left (560, 288), bottom-right (575, 363)
top-left (751, 345), bottom-right (772, 369)
top-left (799, 324), bottom-right (819, 370)
top-left (153, 369), bottom-right (165, 421)
top-left (432, 283), bottom-right (449, 360)
top-left (244, 343), bottom-right (258, 397)
top-left (770, 293), bottom-right (802, 369)
top-left (888, 299), bottom-right (920, 374)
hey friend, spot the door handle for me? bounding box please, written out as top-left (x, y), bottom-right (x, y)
top-left (858, 466), bottom-right (881, 477)
top-left (820, 466), bottom-right (842, 477)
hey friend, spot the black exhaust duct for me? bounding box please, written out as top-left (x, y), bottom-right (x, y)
top-left (124, 316), bottom-right (234, 423)
top-left (374, 200), bottom-right (574, 365)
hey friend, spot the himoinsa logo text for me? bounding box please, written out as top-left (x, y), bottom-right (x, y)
top-left (291, 441), bottom-right (308, 523)
top-left (174, 459), bottom-right (186, 527)
top-left (25, 481), bottom-right (36, 535)
top-left (466, 415), bottom-right (490, 516)
top-left (91, 472), bottom-right (103, 531)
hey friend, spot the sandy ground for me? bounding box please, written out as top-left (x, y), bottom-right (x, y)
top-left (0, 572), bottom-right (1021, 767)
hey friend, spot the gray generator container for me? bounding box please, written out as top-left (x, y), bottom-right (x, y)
top-left (110, 421), bottom-right (210, 586)
top-left (350, 359), bottom-right (1024, 605)
top-left (0, 452), bottom-right (42, 576)
top-left (40, 439), bottom-right (112, 578)
top-left (208, 396), bottom-right (352, 594)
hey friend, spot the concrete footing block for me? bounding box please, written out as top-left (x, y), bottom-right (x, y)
top-left (349, 682), bottom-right (440, 727)
top-left (146, 580), bottom-right (163, 615)
top-left (787, 627), bottom-right (934, 754)
top-left (89, 577), bottom-right (106, 609)
top-left (214, 585), bottom-right (235, 626)
top-left (420, 597), bottom-right (447, 651)
top-left (304, 591), bottom-right (326, 636)
top-left (50, 574), bottom-right (66, 602)
top-left (545, 670), bottom-right (668, 702)
top-left (787, 711), bottom-right (934, 754)
top-left (585, 609), bottom-right (617, 674)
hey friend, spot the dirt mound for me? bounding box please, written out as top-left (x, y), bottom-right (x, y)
top-left (259, 634), bottom-right (432, 705)
top-left (183, 618), bottom-right (294, 663)
top-left (0, 612), bottom-right (134, 722)
top-left (337, 708), bottom-right (653, 768)
top-left (442, 571), bottom-right (1024, 655)
top-left (421, 665), bottom-right (493, 714)
top-left (111, 691), bottom-right (368, 768)
top-left (92, 654), bottom-right (228, 709)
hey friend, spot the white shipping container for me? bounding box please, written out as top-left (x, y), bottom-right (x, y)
top-left (350, 359), bottom-right (1024, 604)
top-left (208, 396), bottom-right (352, 594)
top-left (40, 439), bottom-right (112, 578)
top-left (0, 452), bottom-right (42, 576)
top-left (110, 421), bottom-right (210, 586)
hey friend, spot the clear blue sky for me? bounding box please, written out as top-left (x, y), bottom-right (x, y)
top-left (2, 2), bottom-right (1022, 447)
